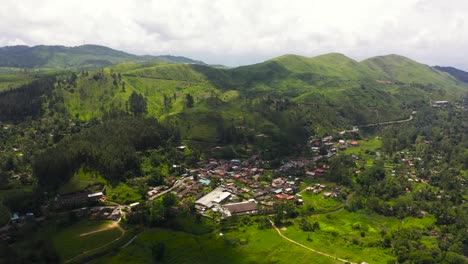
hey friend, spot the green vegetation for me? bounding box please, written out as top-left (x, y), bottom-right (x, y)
top-left (106, 183), bottom-right (142, 205)
top-left (284, 210), bottom-right (437, 263)
top-left (51, 220), bottom-right (123, 261)
top-left (93, 227), bottom-right (340, 264)
top-left (0, 47), bottom-right (467, 264)
top-left (299, 190), bottom-right (343, 213)
top-left (59, 168), bottom-right (107, 195)
top-left (0, 45), bottom-right (205, 69)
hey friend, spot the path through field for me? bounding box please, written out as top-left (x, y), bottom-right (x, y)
top-left (79, 221), bottom-right (123, 237)
top-left (267, 218), bottom-right (356, 264)
top-left (65, 222), bottom-right (125, 263)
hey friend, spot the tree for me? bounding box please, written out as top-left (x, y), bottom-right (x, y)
top-left (162, 192), bottom-right (178, 208)
top-left (128, 92), bottom-right (147, 115)
top-left (326, 155), bottom-right (355, 185)
top-left (185, 93), bottom-right (194, 108)
top-left (151, 242), bottom-right (166, 261)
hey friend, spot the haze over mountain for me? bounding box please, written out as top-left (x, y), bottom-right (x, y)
top-left (0, 44), bottom-right (205, 69)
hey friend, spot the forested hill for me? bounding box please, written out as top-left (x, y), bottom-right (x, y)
top-left (1, 51), bottom-right (467, 145)
top-left (0, 44), bottom-right (206, 69)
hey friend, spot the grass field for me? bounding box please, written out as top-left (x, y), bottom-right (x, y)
top-left (59, 168), bottom-right (107, 194)
top-left (51, 220), bottom-right (123, 261)
top-left (106, 183), bottom-right (143, 205)
top-left (299, 189), bottom-right (343, 213)
top-left (283, 210), bottom-right (437, 264)
top-left (93, 226), bottom-right (341, 264)
top-left (92, 208), bottom-right (439, 264)
top-left (344, 138), bottom-right (382, 167)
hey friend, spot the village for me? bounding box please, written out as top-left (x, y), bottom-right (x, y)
top-left (1, 132), bottom-right (439, 240)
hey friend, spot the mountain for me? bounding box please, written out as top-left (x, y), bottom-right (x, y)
top-left (1, 50), bottom-right (467, 144)
top-left (0, 44), bottom-right (206, 69)
top-left (34, 52), bottom-right (464, 146)
top-left (434, 66), bottom-right (468, 83)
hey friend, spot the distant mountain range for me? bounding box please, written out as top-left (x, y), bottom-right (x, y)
top-left (0, 44), bottom-right (206, 69)
top-left (434, 66), bottom-right (468, 83)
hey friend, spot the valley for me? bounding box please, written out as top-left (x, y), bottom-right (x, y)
top-left (0, 45), bottom-right (466, 264)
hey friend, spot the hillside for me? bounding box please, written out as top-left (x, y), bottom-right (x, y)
top-left (1, 50), bottom-right (467, 144)
top-left (46, 52), bottom-right (468, 146)
top-left (0, 44), bottom-right (206, 69)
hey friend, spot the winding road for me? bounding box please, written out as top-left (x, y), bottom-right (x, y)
top-left (356, 115), bottom-right (413, 128)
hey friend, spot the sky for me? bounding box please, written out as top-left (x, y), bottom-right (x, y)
top-left (1, 0), bottom-right (468, 69)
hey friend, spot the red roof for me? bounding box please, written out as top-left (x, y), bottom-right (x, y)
top-left (276, 194), bottom-right (284, 199)
top-left (286, 196), bottom-right (294, 200)
top-left (351, 141), bottom-right (359, 146)
top-left (315, 168), bottom-right (325, 173)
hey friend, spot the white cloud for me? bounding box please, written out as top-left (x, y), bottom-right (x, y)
top-left (0, 0), bottom-right (468, 69)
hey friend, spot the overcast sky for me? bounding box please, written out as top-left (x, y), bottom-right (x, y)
top-left (1, 0), bottom-right (468, 69)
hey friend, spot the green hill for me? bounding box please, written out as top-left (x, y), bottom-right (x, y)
top-left (48, 52), bottom-right (467, 145)
top-left (2, 49), bottom-right (466, 145)
top-left (0, 44), bottom-right (206, 69)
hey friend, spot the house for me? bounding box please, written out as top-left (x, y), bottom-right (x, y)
top-left (350, 141), bottom-right (360, 147)
top-left (223, 201), bottom-right (258, 217)
top-left (431, 101), bottom-right (449, 108)
top-left (111, 208), bottom-right (121, 221)
top-left (230, 159), bottom-right (241, 166)
top-left (195, 187), bottom-right (231, 209)
top-left (129, 202), bottom-right (140, 208)
top-left (176, 146), bottom-right (187, 151)
top-left (88, 192), bottom-right (103, 200)
top-left (272, 178), bottom-right (286, 187)
top-left (10, 213), bottom-right (20, 223)
top-left (314, 168), bottom-right (325, 176)
top-left (273, 189), bottom-right (283, 194)
top-left (56, 192), bottom-right (96, 207)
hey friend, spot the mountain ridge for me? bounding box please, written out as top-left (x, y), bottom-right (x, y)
top-left (0, 44), bottom-right (206, 69)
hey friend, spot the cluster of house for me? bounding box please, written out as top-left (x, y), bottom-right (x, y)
top-left (87, 207), bottom-right (121, 221)
top-left (305, 184), bottom-right (342, 198)
top-left (164, 151), bottom-right (346, 219)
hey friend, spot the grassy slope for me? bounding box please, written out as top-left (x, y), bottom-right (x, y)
top-left (58, 168), bottom-right (107, 195)
top-left (93, 209), bottom-right (437, 264)
top-left (93, 227), bottom-right (340, 264)
top-left (283, 210), bottom-right (437, 264)
top-left (60, 53), bottom-right (468, 142)
top-left (51, 220), bottom-right (123, 261)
